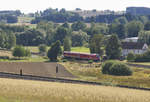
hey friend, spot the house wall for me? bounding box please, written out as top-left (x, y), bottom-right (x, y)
top-left (122, 49), bottom-right (147, 56)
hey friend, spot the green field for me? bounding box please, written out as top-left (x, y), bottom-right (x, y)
top-left (71, 47), bottom-right (90, 53)
top-left (0, 78), bottom-right (149, 102)
top-left (26, 46), bottom-right (90, 53)
top-left (61, 61), bottom-right (150, 88)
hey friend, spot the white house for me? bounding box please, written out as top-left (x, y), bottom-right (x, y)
top-left (122, 42), bottom-right (149, 56)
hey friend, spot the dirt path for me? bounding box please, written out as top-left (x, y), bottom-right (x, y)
top-left (0, 62), bottom-right (75, 78)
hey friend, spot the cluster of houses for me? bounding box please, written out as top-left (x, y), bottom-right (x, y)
top-left (121, 37), bottom-right (149, 56)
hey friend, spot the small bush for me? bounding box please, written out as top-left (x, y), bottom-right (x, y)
top-left (127, 52), bottom-right (135, 62)
top-left (102, 60), bottom-right (115, 74)
top-left (39, 44), bottom-right (47, 53)
top-left (109, 63), bottom-right (133, 76)
top-left (88, 60), bottom-right (93, 64)
top-left (62, 59), bottom-right (68, 62)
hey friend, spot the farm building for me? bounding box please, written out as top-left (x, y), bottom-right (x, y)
top-left (121, 42), bottom-right (148, 56)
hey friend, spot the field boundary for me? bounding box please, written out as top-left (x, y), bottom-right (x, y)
top-left (128, 63), bottom-right (150, 69)
top-left (0, 72), bottom-right (149, 91)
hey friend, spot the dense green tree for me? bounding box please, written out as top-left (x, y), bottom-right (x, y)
top-left (144, 21), bottom-right (150, 31)
top-left (89, 34), bottom-right (104, 56)
top-left (105, 34), bottom-right (122, 59)
top-left (126, 21), bottom-right (144, 37)
top-left (16, 29), bottom-right (45, 46)
top-left (71, 30), bottom-right (89, 47)
top-left (0, 30), bottom-right (16, 49)
top-left (39, 44), bottom-right (47, 53)
top-left (71, 21), bottom-right (87, 31)
top-left (61, 22), bottom-right (70, 28)
top-left (63, 37), bottom-right (71, 51)
top-left (86, 23), bottom-right (109, 36)
top-left (138, 31), bottom-right (150, 45)
top-left (6, 32), bottom-right (16, 49)
top-left (109, 23), bottom-right (126, 39)
top-left (127, 52), bottom-right (135, 62)
top-left (13, 46), bottom-right (30, 57)
top-left (47, 40), bottom-right (62, 61)
top-left (54, 27), bottom-right (70, 44)
top-left (113, 17), bottom-right (128, 24)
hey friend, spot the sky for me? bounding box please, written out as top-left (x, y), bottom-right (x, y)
top-left (0, 0), bottom-right (150, 13)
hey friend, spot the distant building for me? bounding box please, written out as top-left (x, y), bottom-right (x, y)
top-left (122, 42), bottom-right (148, 56)
top-left (123, 37), bottom-right (138, 42)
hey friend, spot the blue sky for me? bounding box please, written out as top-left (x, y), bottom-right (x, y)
top-left (0, 0), bottom-right (150, 13)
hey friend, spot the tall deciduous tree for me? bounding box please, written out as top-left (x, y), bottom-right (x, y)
top-left (144, 21), bottom-right (150, 31)
top-left (126, 21), bottom-right (144, 37)
top-left (89, 34), bottom-right (104, 57)
top-left (105, 34), bottom-right (122, 59)
top-left (47, 40), bottom-right (62, 61)
top-left (63, 37), bottom-right (71, 51)
top-left (54, 27), bottom-right (70, 44)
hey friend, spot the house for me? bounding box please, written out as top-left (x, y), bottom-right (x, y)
top-left (123, 37), bottom-right (138, 42)
top-left (121, 42), bottom-right (149, 56)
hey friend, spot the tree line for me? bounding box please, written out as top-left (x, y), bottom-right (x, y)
top-left (31, 8), bottom-right (150, 24)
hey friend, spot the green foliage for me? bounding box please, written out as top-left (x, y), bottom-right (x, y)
top-left (16, 29), bottom-right (45, 46)
top-left (0, 30), bottom-right (16, 49)
top-left (71, 30), bottom-right (89, 47)
top-left (13, 46), bottom-right (31, 57)
top-left (47, 40), bottom-right (62, 61)
top-left (113, 17), bottom-right (128, 24)
top-left (109, 23), bottom-right (126, 39)
top-left (89, 34), bottom-right (104, 56)
top-left (54, 27), bottom-right (70, 44)
top-left (126, 21), bottom-right (144, 37)
top-left (105, 34), bottom-right (122, 59)
top-left (144, 21), bottom-right (150, 31)
top-left (88, 60), bottom-right (93, 64)
top-left (71, 21), bottom-right (86, 31)
top-left (61, 22), bottom-right (70, 28)
top-left (109, 63), bottom-right (133, 76)
top-left (86, 23), bottom-right (109, 36)
top-left (102, 60), bottom-right (133, 76)
top-left (102, 60), bottom-right (114, 74)
top-left (39, 44), bottom-right (47, 53)
top-left (134, 50), bottom-right (150, 62)
top-left (127, 52), bottom-right (135, 62)
top-left (63, 37), bottom-right (71, 51)
top-left (138, 31), bottom-right (150, 44)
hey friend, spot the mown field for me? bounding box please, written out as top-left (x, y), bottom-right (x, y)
top-left (0, 78), bottom-right (149, 102)
top-left (61, 61), bottom-right (150, 88)
top-left (25, 46), bottom-right (90, 53)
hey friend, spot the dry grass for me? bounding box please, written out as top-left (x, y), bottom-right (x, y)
top-left (0, 50), bottom-right (12, 57)
top-left (61, 62), bottom-right (150, 88)
top-left (0, 78), bottom-right (150, 102)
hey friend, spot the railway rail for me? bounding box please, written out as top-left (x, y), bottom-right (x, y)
top-left (0, 72), bottom-right (149, 91)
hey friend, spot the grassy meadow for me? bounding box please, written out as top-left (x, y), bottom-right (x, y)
top-left (61, 61), bottom-right (150, 88)
top-left (0, 78), bottom-right (149, 102)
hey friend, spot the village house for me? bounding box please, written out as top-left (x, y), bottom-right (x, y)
top-left (121, 42), bottom-right (149, 56)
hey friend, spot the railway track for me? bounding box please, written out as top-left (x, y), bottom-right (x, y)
top-left (0, 72), bottom-right (150, 91)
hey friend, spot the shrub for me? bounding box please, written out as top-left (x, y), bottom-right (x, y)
top-left (13, 46), bottom-right (31, 58)
top-left (109, 63), bottom-right (133, 76)
top-left (127, 52), bottom-right (135, 62)
top-left (39, 44), bottom-right (47, 53)
top-left (102, 60), bottom-right (115, 74)
top-left (134, 50), bottom-right (150, 62)
top-left (88, 60), bottom-right (93, 64)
